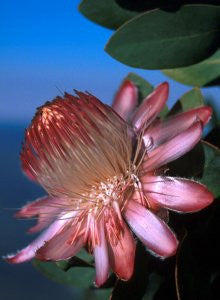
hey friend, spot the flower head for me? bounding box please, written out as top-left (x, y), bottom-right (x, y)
top-left (6, 82), bottom-right (214, 286)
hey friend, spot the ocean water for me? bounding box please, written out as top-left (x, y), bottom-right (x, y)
top-left (0, 123), bottom-right (75, 300)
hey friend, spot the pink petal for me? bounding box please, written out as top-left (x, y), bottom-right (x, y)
top-left (107, 222), bottom-right (136, 281)
top-left (132, 82), bottom-right (169, 132)
top-left (94, 219), bottom-right (110, 287)
top-left (36, 214), bottom-right (84, 261)
top-left (144, 106), bottom-right (212, 150)
top-left (15, 196), bottom-right (65, 233)
top-left (5, 212), bottom-right (75, 263)
top-left (142, 176), bottom-right (214, 212)
top-left (112, 79), bottom-right (138, 121)
top-left (125, 200), bottom-right (178, 258)
top-left (142, 121), bottom-right (202, 172)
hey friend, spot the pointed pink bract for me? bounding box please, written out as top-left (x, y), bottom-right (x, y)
top-left (107, 221), bottom-right (136, 280)
top-left (125, 200), bottom-right (178, 258)
top-left (142, 121), bottom-right (202, 172)
top-left (6, 213), bottom-right (74, 263)
top-left (112, 79), bottom-right (138, 121)
top-left (144, 106), bottom-right (212, 150)
top-left (132, 82), bottom-right (169, 132)
top-left (142, 176), bottom-right (214, 212)
top-left (94, 220), bottom-right (110, 287)
top-left (15, 196), bottom-right (65, 233)
top-left (36, 214), bottom-right (83, 261)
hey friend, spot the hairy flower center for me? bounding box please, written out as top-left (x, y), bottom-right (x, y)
top-left (72, 171), bottom-right (138, 213)
top-left (89, 175), bottom-right (126, 206)
top-left (21, 93), bottom-right (148, 221)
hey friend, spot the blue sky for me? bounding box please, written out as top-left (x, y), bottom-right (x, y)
top-left (0, 0), bottom-right (219, 122)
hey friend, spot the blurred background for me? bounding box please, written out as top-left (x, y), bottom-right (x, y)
top-left (0, 1), bottom-right (219, 299)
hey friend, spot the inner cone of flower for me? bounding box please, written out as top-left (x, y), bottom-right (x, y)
top-left (5, 81), bottom-right (214, 287)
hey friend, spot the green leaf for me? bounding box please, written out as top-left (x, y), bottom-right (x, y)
top-left (163, 50), bottom-right (220, 87)
top-left (168, 141), bottom-right (220, 198)
top-left (125, 72), bottom-right (153, 104)
top-left (169, 87), bottom-right (204, 116)
top-left (76, 248), bottom-right (93, 263)
top-left (106, 5), bottom-right (220, 69)
top-left (142, 273), bottom-right (164, 300)
top-left (201, 141), bottom-right (220, 198)
top-left (206, 125), bottom-right (220, 148)
top-left (78, 0), bottom-right (164, 30)
top-left (33, 260), bottom-right (95, 288)
top-left (83, 288), bottom-right (112, 300)
top-left (56, 249), bottom-right (93, 271)
top-left (56, 257), bottom-right (92, 271)
top-left (159, 105), bottom-right (169, 119)
top-left (168, 142), bottom-right (205, 179)
top-left (78, 0), bottom-right (137, 30)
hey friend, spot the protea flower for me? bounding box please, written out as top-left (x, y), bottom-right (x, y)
top-left (5, 81), bottom-right (214, 287)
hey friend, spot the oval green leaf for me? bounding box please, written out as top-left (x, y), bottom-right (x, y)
top-left (33, 259), bottom-right (95, 288)
top-left (163, 50), bottom-right (220, 86)
top-left (206, 125), bottom-right (220, 149)
top-left (105, 5), bottom-right (220, 69)
top-left (78, 0), bottom-right (137, 30)
top-left (84, 288), bottom-right (112, 300)
top-left (78, 0), bottom-right (164, 30)
top-left (200, 142), bottom-right (220, 198)
top-left (168, 87), bottom-right (204, 116)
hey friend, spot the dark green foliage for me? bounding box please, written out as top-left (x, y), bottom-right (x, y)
top-left (163, 50), bottom-right (220, 87)
top-left (105, 5), bottom-right (220, 69)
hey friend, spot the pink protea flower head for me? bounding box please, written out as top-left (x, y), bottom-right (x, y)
top-left (6, 82), bottom-right (214, 287)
